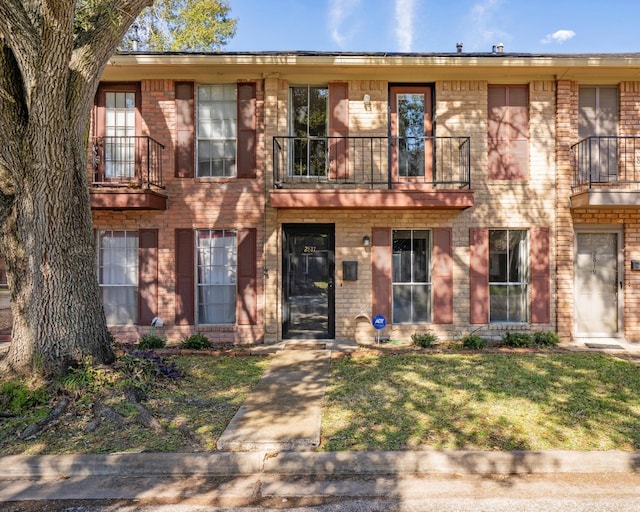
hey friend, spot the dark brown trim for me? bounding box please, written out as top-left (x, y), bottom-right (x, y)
top-left (175, 81), bottom-right (195, 178)
top-left (433, 228), bottom-right (453, 324)
top-left (175, 229), bottom-right (195, 325)
top-left (138, 229), bottom-right (158, 326)
top-left (237, 228), bottom-right (257, 325)
top-left (237, 82), bottom-right (257, 179)
top-left (469, 228), bottom-right (489, 324)
top-left (372, 227), bottom-right (392, 320)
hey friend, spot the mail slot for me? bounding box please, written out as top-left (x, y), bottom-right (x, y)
top-left (343, 261), bottom-right (358, 281)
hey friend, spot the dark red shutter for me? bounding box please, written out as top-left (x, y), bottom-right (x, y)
top-left (433, 228), bottom-right (453, 324)
top-left (237, 83), bottom-right (257, 179)
top-left (138, 229), bottom-right (158, 326)
top-left (329, 82), bottom-right (349, 180)
top-left (175, 82), bottom-right (195, 178)
top-left (530, 227), bottom-right (550, 324)
top-left (175, 229), bottom-right (195, 325)
top-left (237, 228), bottom-right (257, 325)
top-left (372, 228), bottom-right (391, 320)
top-left (469, 228), bottom-right (489, 324)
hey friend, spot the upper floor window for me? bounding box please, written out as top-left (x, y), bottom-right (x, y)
top-left (578, 86), bottom-right (619, 182)
top-left (289, 85), bottom-right (328, 177)
top-left (488, 85), bottom-right (529, 180)
top-left (489, 229), bottom-right (528, 323)
top-left (392, 229), bottom-right (431, 323)
top-left (197, 84), bottom-right (237, 177)
top-left (196, 229), bottom-right (237, 324)
top-left (97, 230), bottom-right (138, 325)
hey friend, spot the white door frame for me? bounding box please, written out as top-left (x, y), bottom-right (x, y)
top-left (573, 224), bottom-right (624, 338)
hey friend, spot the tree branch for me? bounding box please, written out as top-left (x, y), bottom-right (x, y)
top-left (0, 41), bottom-right (25, 196)
top-left (68, 0), bottom-right (153, 136)
top-left (0, 0), bottom-right (40, 105)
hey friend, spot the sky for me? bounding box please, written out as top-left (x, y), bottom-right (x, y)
top-left (224, 0), bottom-right (640, 54)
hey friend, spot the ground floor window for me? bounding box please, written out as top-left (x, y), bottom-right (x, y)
top-left (489, 229), bottom-right (528, 322)
top-left (196, 229), bottom-right (237, 324)
top-left (97, 230), bottom-right (138, 325)
top-left (392, 229), bottom-right (431, 323)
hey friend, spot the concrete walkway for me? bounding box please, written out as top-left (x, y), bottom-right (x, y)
top-left (217, 348), bottom-right (331, 451)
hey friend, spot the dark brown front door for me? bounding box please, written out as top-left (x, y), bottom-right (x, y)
top-left (283, 224), bottom-right (335, 339)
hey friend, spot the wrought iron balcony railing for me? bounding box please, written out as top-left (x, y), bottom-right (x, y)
top-left (89, 136), bottom-right (165, 189)
top-left (571, 136), bottom-right (640, 191)
top-left (273, 136), bottom-right (471, 189)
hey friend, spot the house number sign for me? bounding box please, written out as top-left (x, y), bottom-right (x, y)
top-left (303, 246), bottom-right (317, 253)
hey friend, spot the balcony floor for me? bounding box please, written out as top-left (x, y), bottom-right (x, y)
top-left (269, 188), bottom-right (474, 210)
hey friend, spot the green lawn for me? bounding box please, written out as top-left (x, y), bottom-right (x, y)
top-left (321, 353), bottom-right (640, 451)
top-left (1, 351), bottom-right (639, 455)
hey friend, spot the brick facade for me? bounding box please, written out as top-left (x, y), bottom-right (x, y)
top-left (87, 53), bottom-right (640, 345)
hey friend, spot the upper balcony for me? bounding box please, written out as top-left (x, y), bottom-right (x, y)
top-left (571, 136), bottom-right (640, 208)
top-left (270, 136), bottom-right (474, 210)
top-left (88, 136), bottom-right (167, 210)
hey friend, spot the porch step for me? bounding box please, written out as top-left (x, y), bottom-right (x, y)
top-left (284, 341), bottom-right (327, 350)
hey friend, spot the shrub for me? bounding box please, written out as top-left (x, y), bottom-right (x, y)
top-left (533, 331), bottom-right (560, 347)
top-left (137, 334), bottom-right (165, 350)
top-left (502, 331), bottom-right (533, 348)
top-left (411, 332), bottom-right (438, 348)
top-left (461, 333), bottom-right (488, 350)
top-left (119, 350), bottom-right (181, 387)
top-left (182, 332), bottom-right (212, 350)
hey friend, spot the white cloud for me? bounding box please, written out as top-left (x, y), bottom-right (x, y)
top-left (328, 0), bottom-right (361, 47)
top-left (395, 0), bottom-right (416, 52)
top-left (541, 29), bottom-right (576, 44)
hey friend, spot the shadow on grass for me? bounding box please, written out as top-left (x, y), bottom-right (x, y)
top-left (322, 352), bottom-right (640, 454)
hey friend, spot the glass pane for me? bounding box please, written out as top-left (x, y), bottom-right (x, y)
top-left (413, 284), bottom-right (431, 322)
top-left (489, 231), bottom-right (508, 282)
top-left (489, 285), bottom-right (508, 322)
top-left (509, 284), bottom-right (528, 322)
top-left (392, 231), bottom-right (412, 282)
top-left (393, 284), bottom-right (412, 323)
top-left (508, 230), bottom-right (527, 283)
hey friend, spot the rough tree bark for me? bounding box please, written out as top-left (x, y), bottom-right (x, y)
top-left (0, 0), bottom-right (152, 377)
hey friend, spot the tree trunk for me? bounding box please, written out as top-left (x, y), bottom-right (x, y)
top-left (0, 112), bottom-right (114, 377)
top-left (0, 0), bottom-right (154, 378)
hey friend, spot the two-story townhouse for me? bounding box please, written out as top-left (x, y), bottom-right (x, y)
top-left (78, 51), bottom-right (640, 347)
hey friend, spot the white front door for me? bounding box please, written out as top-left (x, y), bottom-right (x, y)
top-left (574, 229), bottom-right (622, 337)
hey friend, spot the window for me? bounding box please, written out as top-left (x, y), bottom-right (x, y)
top-left (97, 231), bottom-right (138, 325)
top-left (197, 84), bottom-right (237, 177)
top-left (105, 91), bottom-right (136, 179)
top-left (392, 229), bottom-right (431, 323)
top-left (196, 229), bottom-right (237, 324)
top-left (488, 85), bottom-right (529, 179)
top-left (289, 85), bottom-right (328, 177)
top-left (489, 229), bottom-right (528, 322)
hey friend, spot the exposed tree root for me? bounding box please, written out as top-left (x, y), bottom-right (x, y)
top-left (19, 397), bottom-right (69, 440)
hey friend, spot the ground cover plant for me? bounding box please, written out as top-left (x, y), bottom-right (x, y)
top-left (322, 352), bottom-right (640, 452)
top-left (0, 353), bottom-right (270, 455)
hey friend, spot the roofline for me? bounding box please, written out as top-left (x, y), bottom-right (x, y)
top-left (102, 51), bottom-right (640, 83)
